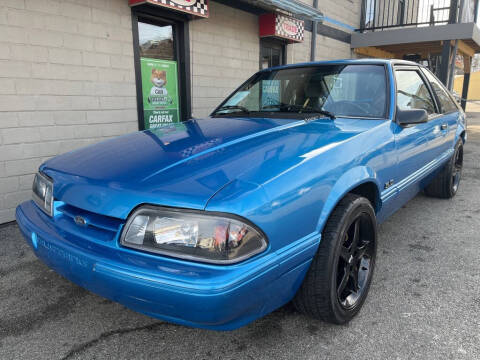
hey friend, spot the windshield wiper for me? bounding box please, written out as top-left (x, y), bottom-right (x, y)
top-left (263, 103), bottom-right (336, 120)
top-left (212, 105), bottom-right (251, 116)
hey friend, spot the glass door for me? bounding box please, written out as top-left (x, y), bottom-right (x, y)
top-left (260, 39), bottom-right (285, 69)
top-left (138, 20), bottom-right (181, 129)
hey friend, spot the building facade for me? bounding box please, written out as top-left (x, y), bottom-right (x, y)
top-left (353, 0), bottom-right (480, 104)
top-left (0, 0), bottom-right (360, 224)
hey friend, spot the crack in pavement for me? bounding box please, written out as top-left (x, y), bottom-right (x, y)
top-left (0, 284), bottom-right (89, 341)
top-left (60, 322), bottom-right (177, 360)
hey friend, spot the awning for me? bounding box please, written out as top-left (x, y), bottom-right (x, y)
top-left (238, 0), bottom-right (324, 22)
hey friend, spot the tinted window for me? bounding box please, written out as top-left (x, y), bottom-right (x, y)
top-left (421, 69), bottom-right (458, 113)
top-left (213, 65), bottom-right (387, 118)
top-left (395, 70), bottom-right (436, 114)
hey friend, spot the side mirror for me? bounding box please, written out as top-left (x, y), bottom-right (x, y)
top-left (395, 107), bottom-right (428, 126)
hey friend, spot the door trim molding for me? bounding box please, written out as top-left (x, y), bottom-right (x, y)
top-left (381, 147), bottom-right (453, 202)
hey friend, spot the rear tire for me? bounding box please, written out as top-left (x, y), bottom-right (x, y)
top-left (293, 194), bottom-right (377, 324)
top-left (424, 140), bottom-right (464, 199)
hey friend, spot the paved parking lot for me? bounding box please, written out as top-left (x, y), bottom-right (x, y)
top-left (1, 115), bottom-right (480, 360)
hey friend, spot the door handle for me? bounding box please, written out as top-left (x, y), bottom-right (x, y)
top-left (440, 124), bottom-right (448, 131)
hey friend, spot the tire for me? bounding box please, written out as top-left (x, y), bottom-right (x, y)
top-left (424, 140), bottom-right (464, 199)
top-left (293, 194), bottom-right (377, 324)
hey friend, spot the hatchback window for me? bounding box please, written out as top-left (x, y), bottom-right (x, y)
top-left (212, 65), bottom-right (388, 119)
top-left (421, 68), bottom-right (459, 114)
top-left (395, 70), bottom-right (436, 115)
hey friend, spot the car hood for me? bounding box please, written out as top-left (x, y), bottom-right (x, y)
top-left (42, 116), bottom-right (376, 219)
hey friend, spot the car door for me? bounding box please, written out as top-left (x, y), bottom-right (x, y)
top-left (392, 66), bottom-right (442, 201)
top-left (420, 67), bottom-right (461, 155)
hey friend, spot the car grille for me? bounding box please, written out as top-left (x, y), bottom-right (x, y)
top-left (55, 202), bottom-right (124, 242)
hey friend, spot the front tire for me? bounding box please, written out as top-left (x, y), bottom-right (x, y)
top-left (293, 194), bottom-right (377, 324)
top-left (424, 139), bottom-right (464, 199)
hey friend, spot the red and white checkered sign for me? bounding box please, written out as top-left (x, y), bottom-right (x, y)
top-left (129, 0), bottom-right (209, 18)
top-left (275, 15), bottom-right (304, 42)
top-left (259, 13), bottom-right (304, 43)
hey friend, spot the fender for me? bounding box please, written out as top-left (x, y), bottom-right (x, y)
top-left (315, 166), bottom-right (382, 233)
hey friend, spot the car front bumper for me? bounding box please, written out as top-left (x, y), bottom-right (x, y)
top-left (15, 201), bottom-right (319, 330)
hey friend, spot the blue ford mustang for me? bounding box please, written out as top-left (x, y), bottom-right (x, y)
top-left (16, 59), bottom-right (466, 330)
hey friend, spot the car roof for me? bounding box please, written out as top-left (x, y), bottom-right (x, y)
top-left (263, 58), bottom-right (422, 72)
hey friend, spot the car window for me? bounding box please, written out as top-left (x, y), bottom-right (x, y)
top-left (213, 65), bottom-right (388, 118)
top-left (395, 70), bottom-right (437, 115)
top-left (421, 68), bottom-right (459, 113)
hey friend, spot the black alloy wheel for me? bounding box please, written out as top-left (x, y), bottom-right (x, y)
top-left (336, 214), bottom-right (375, 310)
top-left (451, 144), bottom-right (463, 193)
top-left (293, 194), bottom-right (377, 324)
top-left (425, 139), bottom-right (464, 199)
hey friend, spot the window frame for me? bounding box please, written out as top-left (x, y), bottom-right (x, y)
top-left (420, 67), bottom-right (461, 114)
top-left (393, 65), bottom-right (441, 121)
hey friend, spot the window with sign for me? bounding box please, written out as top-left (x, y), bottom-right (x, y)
top-left (137, 20), bottom-right (181, 130)
top-left (131, 7), bottom-right (191, 131)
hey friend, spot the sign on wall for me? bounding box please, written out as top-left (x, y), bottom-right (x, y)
top-left (140, 58), bottom-right (180, 129)
top-left (259, 13), bottom-right (305, 43)
top-left (129, 0), bottom-right (209, 18)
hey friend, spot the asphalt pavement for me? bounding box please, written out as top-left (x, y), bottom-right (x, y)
top-left (1, 114), bottom-right (479, 360)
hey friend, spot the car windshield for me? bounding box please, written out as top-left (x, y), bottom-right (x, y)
top-left (212, 64), bottom-right (388, 119)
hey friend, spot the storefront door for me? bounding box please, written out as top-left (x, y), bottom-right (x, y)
top-left (138, 20), bottom-right (181, 129)
top-left (260, 39), bottom-right (286, 70)
top-left (132, 10), bottom-right (191, 130)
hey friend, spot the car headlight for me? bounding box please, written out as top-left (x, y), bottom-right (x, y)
top-left (32, 172), bottom-right (54, 216)
top-left (120, 206), bottom-right (268, 264)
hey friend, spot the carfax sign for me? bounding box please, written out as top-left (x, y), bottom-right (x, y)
top-left (140, 58), bottom-right (180, 129)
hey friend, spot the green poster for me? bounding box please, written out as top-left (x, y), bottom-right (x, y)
top-left (140, 58), bottom-right (180, 129)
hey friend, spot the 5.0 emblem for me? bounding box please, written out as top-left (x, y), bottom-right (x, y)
top-left (384, 179), bottom-right (395, 189)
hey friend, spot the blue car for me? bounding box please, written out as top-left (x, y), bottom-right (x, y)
top-left (16, 59), bottom-right (466, 330)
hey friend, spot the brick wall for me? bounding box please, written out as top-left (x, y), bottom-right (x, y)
top-left (287, 31), bottom-right (312, 64)
top-left (320, 0), bottom-right (361, 30)
top-left (295, 0), bottom-right (360, 30)
top-left (0, 0), bottom-right (138, 223)
top-left (289, 0), bottom-right (360, 62)
top-left (189, 2), bottom-right (260, 118)
top-left (315, 36), bottom-right (353, 60)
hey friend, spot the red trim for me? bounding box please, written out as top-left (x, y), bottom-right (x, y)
top-left (259, 13), bottom-right (276, 38)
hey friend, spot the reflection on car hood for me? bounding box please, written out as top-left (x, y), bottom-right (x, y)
top-left (42, 116), bottom-right (378, 218)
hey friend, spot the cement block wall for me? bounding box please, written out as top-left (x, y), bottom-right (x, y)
top-left (0, 0), bottom-right (138, 223)
top-left (189, 2), bottom-right (260, 118)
